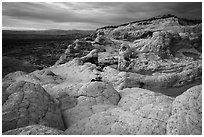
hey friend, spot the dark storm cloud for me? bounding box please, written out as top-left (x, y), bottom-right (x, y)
top-left (2, 2), bottom-right (202, 30)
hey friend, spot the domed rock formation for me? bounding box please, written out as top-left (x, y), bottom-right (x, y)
top-left (77, 82), bottom-right (120, 106)
top-left (65, 88), bottom-right (174, 135)
top-left (166, 85), bottom-right (202, 135)
top-left (3, 125), bottom-right (65, 135)
top-left (62, 81), bottom-right (120, 128)
top-left (2, 81), bottom-right (65, 132)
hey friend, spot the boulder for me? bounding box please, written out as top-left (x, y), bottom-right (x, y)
top-left (2, 81), bottom-right (65, 132)
top-left (166, 85), bottom-right (202, 135)
top-left (3, 125), bottom-right (65, 135)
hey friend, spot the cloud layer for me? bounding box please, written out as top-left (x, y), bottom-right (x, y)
top-left (2, 2), bottom-right (202, 30)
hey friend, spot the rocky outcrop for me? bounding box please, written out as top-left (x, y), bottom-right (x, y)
top-left (99, 15), bottom-right (201, 41)
top-left (2, 81), bottom-right (65, 132)
top-left (167, 85), bottom-right (202, 135)
top-left (117, 31), bottom-right (201, 73)
top-left (102, 60), bottom-right (201, 97)
top-left (118, 43), bottom-right (132, 70)
top-left (80, 49), bottom-right (99, 65)
top-left (3, 125), bottom-right (65, 135)
top-left (55, 39), bottom-right (94, 65)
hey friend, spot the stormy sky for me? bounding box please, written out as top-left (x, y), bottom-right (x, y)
top-left (2, 2), bottom-right (202, 30)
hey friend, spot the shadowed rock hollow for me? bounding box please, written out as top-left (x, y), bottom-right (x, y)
top-left (2, 14), bottom-right (202, 135)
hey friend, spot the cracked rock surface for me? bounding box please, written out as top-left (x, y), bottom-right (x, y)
top-left (62, 81), bottom-right (120, 128)
top-left (65, 88), bottom-right (174, 135)
top-left (3, 125), bottom-right (65, 135)
top-left (2, 81), bottom-right (65, 132)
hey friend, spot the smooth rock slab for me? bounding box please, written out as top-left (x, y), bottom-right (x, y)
top-left (2, 81), bottom-right (65, 132)
top-left (3, 125), bottom-right (65, 135)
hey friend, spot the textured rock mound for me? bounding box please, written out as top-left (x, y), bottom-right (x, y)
top-left (2, 56), bottom-right (36, 77)
top-left (51, 58), bottom-right (97, 83)
top-left (2, 69), bottom-right (65, 101)
top-left (117, 31), bottom-right (201, 73)
top-left (63, 105), bottom-right (115, 128)
top-left (65, 88), bottom-right (174, 135)
top-left (77, 82), bottom-right (120, 106)
top-left (3, 125), bottom-right (65, 135)
top-left (167, 85), bottom-right (202, 135)
top-left (118, 88), bottom-right (173, 112)
top-left (2, 81), bottom-right (65, 132)
top-left (62, 81), bottom-right (120, 127)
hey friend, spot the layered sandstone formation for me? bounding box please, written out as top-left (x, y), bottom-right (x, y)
top-left (2, 14), bottom-right (202, 135)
